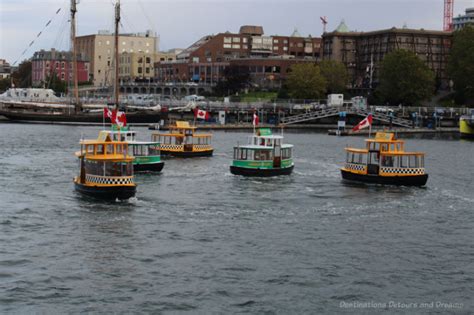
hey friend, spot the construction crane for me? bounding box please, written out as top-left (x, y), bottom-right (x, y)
top-left (444, 0), bottom-right (454, 31)
top-left (320, 16), bottom-right (328, 33)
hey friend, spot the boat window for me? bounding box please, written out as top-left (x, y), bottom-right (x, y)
top-left (420, 156), bottom-right (424, 168)
top-left (149, 145), bottom-right (160, 156)
top-left (381, 155), bottom-right (394, 167)
top-left (399, 156), bottom-right (407, 168)
top-left (254, 150), bottom-right (271, 161)
top-left (381, 144), bottom-right (388, 152)
top-left (96, 144), bottom-right (104, 155)
top-left (106, 144), bottom-right (114, 155)
top-left (240, 148), bottom-right (248, 160)
top-left (87, 145), bottom-right (94, 154)
top-left (282, 148), bottom-right (292, 159)
top-left (409, 155), bottom-right (419, 168)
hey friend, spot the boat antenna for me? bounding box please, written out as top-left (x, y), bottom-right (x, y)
top-left (113, 0), bottom-right (121, 110)
top-left (70, 0), bottom-right (80, 111)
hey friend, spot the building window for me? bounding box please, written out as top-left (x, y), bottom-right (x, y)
top-left (283, 47), bottom-right (288, 51)
top-left (273, 46), bottom-right (278, 50)
top-left (274, 39), bottom-right (279, 43)
top-left (146, 42), bottom-right (150, 47)
top-left (61, 73), bottom-right (65, 80)
top-left (243, 45), bottom-right (248, 49)
top-left (146, 57), bottom-right (151, 63)
top-left (243, 37), bottom-right (248, 43)
top-left (297, 43), bottom-right (303, 48)
top-left (232, 44), bottom-right (240, 49)
top-left (146, 68), bottom-right (150, 74)
top-left (106, 40), bottom-right (110, 45)
top-left (233, 37), bottom-right (240, 43)
top-left (224, 37), bottom-right (232, 43)
top-left (122, 41), bottom-right (126, 45)
top-left (138, 67), bottom-right (142, 74)
top-left (192, 57), bottom-right (199, 63)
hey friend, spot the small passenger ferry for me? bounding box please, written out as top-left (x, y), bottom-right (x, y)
top-left (230, 128), bottom-right (294, 177)
top-left (74, 131), bottom-right (136, 200)
top-left (105, 127), bottom-right (164, 172)
top-left (341, 132), bottom-right (428, 186)
top-left (152, 121), bottom-right (213, 157)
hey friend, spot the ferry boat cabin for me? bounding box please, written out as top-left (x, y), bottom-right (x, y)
top-left (230, 128), bottom-right (294, 177)
top-left (74, 132), bottom-right (136, 200)
top-left (341, 132), bottom-right (428, 186)
top-left (151, 121), bottom-right (213, 157)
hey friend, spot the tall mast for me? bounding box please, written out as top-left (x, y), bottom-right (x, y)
top-left (70, 0), bottom-right (80, 110)
top-left (114, 0), bottom-right (120, 108)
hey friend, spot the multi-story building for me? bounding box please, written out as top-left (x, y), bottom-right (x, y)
top-left (76, 30), bottom-right (158, 86)
top-left (155, 25), bottom-right (322, 86)
top-left (31, 49), bottom-right (89, 87)
top-left (0, 59), bottom-right (12, 79)
top-left (323, 21), bottom-right (452, 89)
top-left (453, 8), bottom-right (474, 30)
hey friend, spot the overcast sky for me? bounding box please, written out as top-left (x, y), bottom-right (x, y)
top-left (1, 0), bottom-right (472, 65)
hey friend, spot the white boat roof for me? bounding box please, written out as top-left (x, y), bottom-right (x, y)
top-left (128, 141), bottom-right (160, 145)
top-left (237, 144), bottom-right (293, 149)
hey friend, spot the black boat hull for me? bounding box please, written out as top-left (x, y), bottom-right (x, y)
top-left (230, 165), bottom-right (294, 177)
top-left (341, 169), bottom-right (428, 186)
top-left (74, 182), bottom-right (136, 200)
top-left (161, 150), bottom-right (213, 158)
top-left (134, 161), bottom-right (164, 172)
top-left (0, 110), bottom-right (165, 124)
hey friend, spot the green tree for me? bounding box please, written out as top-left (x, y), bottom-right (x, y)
top-left (448, 26), bottom-right (474, 104)
top-left (0, 78), bottom-right (11, 93)
top-left (376, 50), bottom-right (435, 105)
top-left (11, 60), bottom-right (32, 88)
top-left (287, 63), bottom-right (327, 99)
top-left (45, 72), bottom-right (67, 95)
top-left (319, 60), bottom-right (348, 94)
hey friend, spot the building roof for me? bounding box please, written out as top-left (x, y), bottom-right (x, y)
top-left (32, 49), bottom-right (89, 62)
top-left (324, 27), bottom-right (452, 37)
top-left (239, 25), bottom-right (264, 36)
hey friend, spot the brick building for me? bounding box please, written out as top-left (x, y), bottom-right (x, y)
top-left (31, 49), bottom-right (89, 87)
top-left (322, 21), bottom-right (452, 89)
top-left (155, 25), bottom-right (322, 86)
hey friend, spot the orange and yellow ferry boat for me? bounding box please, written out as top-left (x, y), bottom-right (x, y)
top-left (74, 131), bottom-right (136, 200)
top-left (152, 121), bottom-right (213, 157)
top-left (341, 132), bottom-right (428, 186)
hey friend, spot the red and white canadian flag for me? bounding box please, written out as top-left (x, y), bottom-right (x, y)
top-left (115, 111), bottom-right (127, 127)
top-left (104, 108), bottom-right (127, 127)
top-left (104, 108), bottom-right (114, 120)
top-left (352, 114), bottom-right (373, 132)
top-left (252, 112), bottom-right (259, 126)
top-left (194, 108), bottom-right (210, 120)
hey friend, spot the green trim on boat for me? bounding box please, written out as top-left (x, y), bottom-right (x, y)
top-left (232, 158), bottom-right (293, 169)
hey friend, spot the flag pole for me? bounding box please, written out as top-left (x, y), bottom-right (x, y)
top-left (103, 108), bottom-right (105, 130)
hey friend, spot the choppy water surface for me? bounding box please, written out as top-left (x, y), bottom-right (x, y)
top-left (0, 123), bottom-right (473, 313)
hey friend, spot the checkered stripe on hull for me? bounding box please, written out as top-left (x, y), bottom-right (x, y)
top-left (344, 163), bottom-right (367, 172)
top-left (381, 167), bottom-right (425, 175)
top-left (86, 174), bottom-right (134, 185)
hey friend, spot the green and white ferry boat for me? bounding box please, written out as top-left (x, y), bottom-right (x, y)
top-left (230, 128), bottom-right (294, 177)
top-left (105, 126), bottom-right (164, 173)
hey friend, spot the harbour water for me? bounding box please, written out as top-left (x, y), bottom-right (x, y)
top-left (0, 123), bottom-right (473, 313)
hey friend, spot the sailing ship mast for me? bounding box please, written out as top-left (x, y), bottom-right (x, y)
top-left (113, 0), bottom-right (120, 109)
top-left (70, 0), bottom-right (80, 111)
